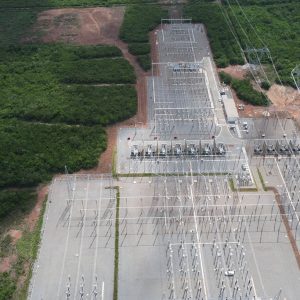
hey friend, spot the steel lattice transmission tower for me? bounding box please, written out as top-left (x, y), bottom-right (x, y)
top-left (244, 47), bottom-right (270, 65)
top-left (244, 46), bottom-right (271, 82)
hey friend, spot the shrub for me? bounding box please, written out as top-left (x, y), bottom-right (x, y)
top-left (219, 72), bottom-right (269, 106)
top-left (231, 78), bottom-right (269, 106)
top-left (261, 81), bottom-right (271, 90)
top-left (219, 71), bottom-right (233, 85)
top-left (0, 190), bottom-right (34, 220)
top-left (128, 43), bottom-right (151, 55)
top-left (137, 54), bottom-right (151, 71)
top-left (0, 273), bottom-right (16, 300)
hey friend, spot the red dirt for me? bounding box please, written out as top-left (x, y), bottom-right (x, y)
top-left (219, 65), bottom-right (248, 80)
top-left (220, 66), bottom-right (300, 123)
top-left (8, 230), bottom-right (22, 245)
top-left (29, 7), bottom-right (125, 45)
top-left (0, 255), bottom-right (17, 273)
top-left (24, 185), bottom-right (48, 232)
top-left (268, 187), bottom-right (300, 269)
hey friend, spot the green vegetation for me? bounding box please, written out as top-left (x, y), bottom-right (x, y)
top-left (0, 120), bottom-right (107, 188)
top-left (120, 5), bottom-right (166, 43)
top-left (112, 149), bottom-right (118, 179)
top-left (184, 2), bottom-right (300, 87)
top-left (57, 58), bottom-right (135, 84)
top-left (219, 72), bottom-right (269, 106)
top-left (0, 273), bottom-right (16, 300)
top-left (257, 168), bottom-right (268, 191)
top-left (128, 43), bottom-right (150, 55)
top-left (15, 196), bottom-right (47, 299)
top-left (113, 187), bottom-right (120, 300)
top-left (185, 3), bottom-right (243, 67)
top-left (137, 54), bottom-right (151, 71)
top-left (0, 46), bottom-right (137, 190)
top-left (0, 0), bottom-right (158, 8)
top-left (1, 84), bottom-right (136, 126)
top-left (0, 10), bottom-right (38, 48)
top-left (260, 81), bottom-right (271, 90)
top-left (0, 4), bottom-right (137, 300)
top-left (120, 4), bottom-right (167, 70)
top-left (0, 190), bottom-right (35, 220)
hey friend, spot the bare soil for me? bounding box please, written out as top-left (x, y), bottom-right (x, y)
top-left (25, 185), bottom-right (49, 232)
top-left (219, 65), bottom-right (248, 80)
top-left (220, 66), bottom-right (300, 124)
top-left (0, 255), bottom-right (17, 273)
top-left (8, 230), bottom-right (22, 245)
top-left (30, 7), bottom-right (125, 45)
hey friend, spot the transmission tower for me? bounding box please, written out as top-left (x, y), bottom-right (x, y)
top-left (244, 46), bottom-right (270, 65)
top-left (291, 65), bottom-right (300, 92)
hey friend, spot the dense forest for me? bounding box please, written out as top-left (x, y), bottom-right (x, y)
top-left (120, 4), bottom-right (167, 70)
top-left (0, 43), bottom-right (136, 198)
top-left (184, 1), bottom-right (300, 87)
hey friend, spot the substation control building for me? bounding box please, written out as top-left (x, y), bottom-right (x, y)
top-left (222, 94), bottom-right (239, 123)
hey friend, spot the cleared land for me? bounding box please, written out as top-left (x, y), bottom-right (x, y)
top-left (31, 7), bottom-right (125, 45)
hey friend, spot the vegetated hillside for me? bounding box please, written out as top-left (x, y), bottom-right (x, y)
top-left (0, 0), bottom-right (157, 8)
top-left (0, 45), bottom-right (136, 126)
top-left (120, 4), bottom-right (167, 70)
top-left (0, 43), bottom-right (136, 200)
top-left (184, 1), bottom-right (300, 87)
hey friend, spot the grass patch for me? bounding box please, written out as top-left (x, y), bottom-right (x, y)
top-left (15, 195), bottom-right (47, 299)
top-left (229, 178), bottom-right (236, 191)
top-left (0, 273), bottom-right (16, 300)
top-left (257, 168), bottom-right (269, 191)
top-left (112, 149), bottom-right (118, 179)
top-left (228, 178), bottom-right (258, 192)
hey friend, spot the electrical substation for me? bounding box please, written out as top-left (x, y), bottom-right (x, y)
top-left (29, 19), bottom-right (300, 300)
